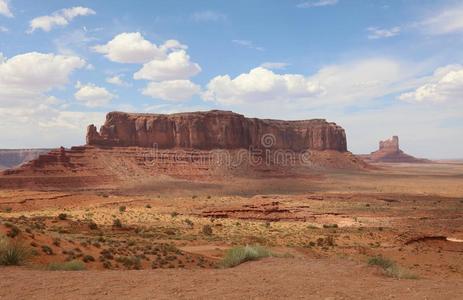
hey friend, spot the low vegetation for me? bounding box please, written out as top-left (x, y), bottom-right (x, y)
top-left (368, 256), bottom-right (418, 279)
top-left (47, 260), bottom-right (86, 271)
top-left (219, 245), bottom-right (272, 268)
top-left (0, 235), bottom-right (30, 266)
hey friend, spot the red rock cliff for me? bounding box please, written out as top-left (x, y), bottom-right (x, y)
top-left (86, 110), bottom-right (347, 152)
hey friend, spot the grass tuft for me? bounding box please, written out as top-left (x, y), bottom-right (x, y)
top-left (219, 245), bottom-right (272, 268)
top-left (47, 260), bottom-right (86, 271)
top-left (368, 256), bottom-right (418, 279)
top-left (0, 235), bottom-right (30, 266)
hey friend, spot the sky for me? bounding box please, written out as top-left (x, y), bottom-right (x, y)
top-left (0, 0), bottom-right (462, 158)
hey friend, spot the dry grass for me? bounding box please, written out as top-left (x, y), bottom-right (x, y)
top-left (0, 235), bottom-right (30, 266)
top-left (368, 256), bottom-right (418, 279)
top-left (219, 245), bottom-right (272, 268)
top-left (47, 260), bottom-right (86, 271)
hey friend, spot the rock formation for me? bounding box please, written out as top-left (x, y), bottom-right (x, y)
top-left (86, 110), bottom-right (347, 152)
top-left (0, 110), bottom-right (369, 189)
top-left (361, 136), bottom-right (430, 163)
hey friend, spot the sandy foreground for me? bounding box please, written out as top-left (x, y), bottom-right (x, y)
top-left (1, 162), bottom-right (462, 299)
top-left (1, 258), bottom-right (462, 300)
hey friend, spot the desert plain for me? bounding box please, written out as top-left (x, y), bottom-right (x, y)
top-left (1, 159), bottom-right (462, 299)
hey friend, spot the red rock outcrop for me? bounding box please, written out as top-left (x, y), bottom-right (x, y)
top-left (86, 110), bottom-right (347, 152)
top-left (361, 136), bottom-right (430, 163)
top-left (0, 111), bottom-right (369, 189)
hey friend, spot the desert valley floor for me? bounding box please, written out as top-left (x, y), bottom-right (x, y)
top-left (0, 161), bottom-right (462, 299)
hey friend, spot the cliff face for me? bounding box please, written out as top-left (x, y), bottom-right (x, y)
top-left (86, 110), bottom-right (347, 152)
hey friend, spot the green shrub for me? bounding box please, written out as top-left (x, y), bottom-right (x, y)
top-left (58, 213), bottom-right (67, 220)
top-left (113, 219), bottom-right (122, 228)
top-left (202, 224), bottom-right (213, 236)
top-left (368, 256), bottom-right (394, 269)
top-left (368, 256), bottom-right (417, 279)
top-left (47, 260), bottom-right (86, 271)
top-left (6, 226), bottom-right (20, 238)
top-left (219, 245), bottom-right (272, 268)
top-left (170, 211), bottom-right (179, 218)
top-left (119, 206), bottom-right (126, 213)
top-left (88, 221), bottom-right (98, 230)
top-left (323, 224), bottom-right (338, 229)
top-left (116, 256), bottom-right (141, 270)
top-left (0, 235), bottom-right (30, 266)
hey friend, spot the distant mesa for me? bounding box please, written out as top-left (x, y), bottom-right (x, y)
top-left (0, 110), bottom-right (368, 189)
top-left (86, 110), bottom-right (348, 152)
top-left (360, 136), bottom-right (430, 163)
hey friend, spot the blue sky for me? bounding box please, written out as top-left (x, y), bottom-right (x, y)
top-left (0, 0), bottom-right (462, 158)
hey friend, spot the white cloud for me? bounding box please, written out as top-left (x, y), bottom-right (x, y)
top-left (306, 58), bottom-right (422, 105)
top-left (133, 50), bottom-right (201, 81)
top-left (203, 67), bottom-right (324, 104)
top-left (0, 0), bottom-right (13, 18)
top-left (29, 6), bottom-right (95, 33)
top-left (142, 80), bottom-right (201, 101)
top-left (93, 32), bottom-right (188, 64)
top-left (367, 26), bottom-right (400, 39)
top-left (74, 82), bottom-right (115, 107)
top-left (0, 52), bottom-right (86, 106)
top-left (0, 51), bottom-right (101, 148)
top-left (0, 25), bottom-right (7, 32)
top-left (232, 40), bottom-right (264, 51)
top-left (106, 75), bottom-right (129, 86)
top-left (419, 3), bottom-right (463, 35)
top-left (203, 58), bottom-right (424, 108)
top-left (297, 0), bottom-right (338, 8)
top-left (260, 62), bottom-right (290, 70)
top-left (190, 10), bottom-right (227, 22)
top-left (93, 32), bottom-right (164, 64)
top-left (399, 65), bottom-right (463, 103)
top-left (0, 106), bottom-right (105, 148)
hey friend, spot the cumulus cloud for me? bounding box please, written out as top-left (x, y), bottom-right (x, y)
top-left (203, 58), bottom-right (422, 107)
top-left (93, 32), bottom-right (187, 64)
top-left (0, 106), bottom-right (105, 148)
top-left (0, 26), bottom-right (7, 32)
top-left (367, 26), bottom-right (400, 39)
top-left (297, 0), bottom-right (338, 8)
top-left (0, 0), bottom-right (13, 18)
top-left (106, 75), bottom-right (129, 86)
top-left (93, 32), bottom-right (164, 63)
top-left (133, 50), bottom-right (201, 81)
top-left (399, 65), bottom-right (463, 102)
top-left (142, 80), bottom-right (201, 101)
top-left (0, 51), bottom-right (98, 147)
top-left (0, 52), bottom-right (86, 106)
top-left (29, 6), bottom-right (95, 32)
top-left (74, 82), bottom-right (115, 107)
top-left (203, 67), bottom-right (324, 104)
top-left (419, 3), bottom-right (463, 35)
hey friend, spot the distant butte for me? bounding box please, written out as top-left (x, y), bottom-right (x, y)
top-left (361, 136), bottom-right (430, 163)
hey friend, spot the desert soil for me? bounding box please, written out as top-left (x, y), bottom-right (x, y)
top-left (0, 162), bottom-right (462, 299)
